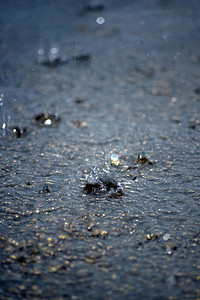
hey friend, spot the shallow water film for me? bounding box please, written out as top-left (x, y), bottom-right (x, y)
top-left (0, 0), bottom-right (200, 299)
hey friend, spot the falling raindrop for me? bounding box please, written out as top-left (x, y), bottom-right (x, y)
top-left (0, 94), bottom-right (3, 106)
top-left (110, 153), bottom-right (119, 166)
top-left (96, 16), bottom-right (105, 24)
top-left (0, 94), bottom-right (7, 137)
top-left (163, 233), bottom-right (170, 241)
top-left (2, 122), bottom-right (6, 136)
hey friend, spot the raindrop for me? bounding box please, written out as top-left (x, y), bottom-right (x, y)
top-left (110, 153), bottom-right (119, 166)
top-left (50, 47), bottom-right (58, 55)
top-left (163, 233), bottom-right (170, 241)
top-left (96, 16), bottom-right (105, 25)
top-left (44, 119), bottom-right (52, 126)
top-left (0, 94), bottom-right (3, 106)
top-left (0, 94), bottom-right (7, 137)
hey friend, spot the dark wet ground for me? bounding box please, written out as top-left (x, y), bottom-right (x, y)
top-left (0, 0), bottom-right (200, 299)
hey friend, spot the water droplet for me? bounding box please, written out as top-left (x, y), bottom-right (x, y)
top-left (163, 233), bottom-right (170, 241)
top-left (44, 119), bottom-right (52, 126)
top-left (38, 48), bottom-right (45, 56)
top-left (96, 16), bottom-right (105, 24)
top-left (48, 47), bottom-right (60, 64)
top-left (2, 122), bottom-right (6, 137)
top-left (50, 47), bottom-right (58, 55)
top-left (0, 94), bottom-right (4, 106)
top-left (110, 153), bottom-right (119, 166)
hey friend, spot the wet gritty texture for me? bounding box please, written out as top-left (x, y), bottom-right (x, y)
top-left (0, 0), bottom-right (200, 299)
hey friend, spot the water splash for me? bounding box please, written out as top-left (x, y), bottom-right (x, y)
top-left (84, 165), bottom-right (123, 197)
top-left (0, 94), bottom-right (8, 137)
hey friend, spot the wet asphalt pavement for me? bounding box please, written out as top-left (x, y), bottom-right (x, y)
top-left (0, 0), bottom-right (200, 299)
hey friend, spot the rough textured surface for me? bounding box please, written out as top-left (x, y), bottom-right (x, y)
top-left (0, 0), bottom-right (200, 299)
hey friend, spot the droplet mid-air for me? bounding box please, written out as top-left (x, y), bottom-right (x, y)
top-left (96, 16), bottom-right (105, 24)
top-left (163, 234), bottom-right (170, 241)
top-left (110, 153), bottom-right (119, 166)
